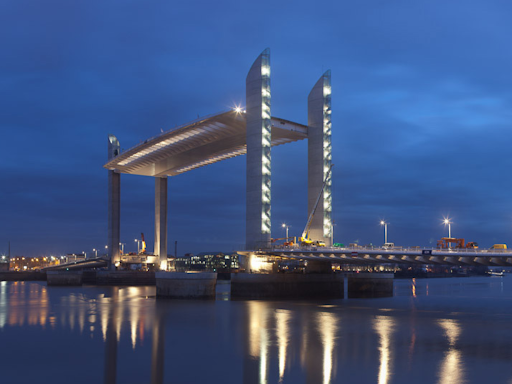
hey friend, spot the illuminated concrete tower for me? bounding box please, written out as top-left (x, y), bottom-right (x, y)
top-left (308, 71), bottom-right (332, 246)
top-left (154, 177), bottom-right (167, 268)
top-left (246, 48), bottom-right (272, 249)
top-left (107, 134), bottom-right (121, 267)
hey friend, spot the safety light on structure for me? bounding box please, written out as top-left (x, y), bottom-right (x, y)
top-left (443, 218), bottom-right (452, 238)
top-left (380, 221), bottom-right (388, 244)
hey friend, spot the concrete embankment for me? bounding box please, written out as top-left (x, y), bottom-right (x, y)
top-left (346, 273), bottom-right (394, 298)
top-left (0, 271), bottom-right (46, 281)
top-left (231, 273), bottom-right (344, 299)
top-left (96, 271), bottom-right (156, 286)
top-left (1, 270), bottom-right (157, 285)
top-left (156, 272), bottom-right (217, 299)
top-left (47, 271), bottom-right (83, 286)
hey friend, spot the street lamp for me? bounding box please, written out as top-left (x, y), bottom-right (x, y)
top-left (93, 248), bottom-right (98, 257)
top-left (331, 221), bottom-right (336, 246)
top-left (119, 242), bottom-right (125, 254)
top-left (380, 221), bottom-right (388, 244)
top-left (134, 238), bottom-right (140, 254)
top-left (282, 223), bottom-right (290, 239)
top-left (443, 218), bottom-right (452, 238)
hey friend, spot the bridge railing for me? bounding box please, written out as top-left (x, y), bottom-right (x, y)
top-left (266, 245), bottom-right (512, 255)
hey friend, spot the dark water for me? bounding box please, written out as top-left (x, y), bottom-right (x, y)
top-left (2, 276), bottom-right (512, 384)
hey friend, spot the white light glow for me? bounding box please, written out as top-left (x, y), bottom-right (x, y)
top-left (437, 319), bottom-right (464, 384)
top-left (175, 147), bottom-right (247, 173)
top-left (374, 315), bottom-right (395, 384)
top-left (118, 129), bottom-right (203, 166)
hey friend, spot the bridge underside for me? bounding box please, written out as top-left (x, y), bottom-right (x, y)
top-left (240, 249), bottom-right (512, 267)
top-left (104, 111), bottom-right (307, 177)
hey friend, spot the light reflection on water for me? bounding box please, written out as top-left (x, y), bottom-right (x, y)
top-left (374, 315), bottom-right (395, 384)
top-left (1, 277), bottom-right (512, 383)
top-left (437, 319), bottom-right (464, 384)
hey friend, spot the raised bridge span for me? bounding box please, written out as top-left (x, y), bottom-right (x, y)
top-left (240, 247), bottom-right (512, 267)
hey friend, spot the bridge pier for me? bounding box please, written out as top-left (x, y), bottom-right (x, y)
top-left (231, 273), bottom-right (344, 299)
top-left (46, 271), bottom-right (83, 286)
top-left (107, 135), bottom-right (121, 269)
top-left (156, 272), bottom-right (217, 299)
top-left (346, 273), bottom-right (394, 298)
top-left (154, 177), bottom-right (168, 270)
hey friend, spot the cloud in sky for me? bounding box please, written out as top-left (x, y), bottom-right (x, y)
top-left (1, 0), bottom-right (512, 256)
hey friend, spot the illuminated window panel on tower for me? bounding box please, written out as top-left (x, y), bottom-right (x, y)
top-left (261, 53), bottom-right (271, 234)
top-left (323, 73), bottom-right (332, 238)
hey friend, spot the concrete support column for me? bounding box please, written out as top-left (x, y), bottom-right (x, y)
top-left (308, 71), bottom-right (332, 246)
top-left (107, 135), bottom-right (121, 268)
top-left (154, 177), bottom-right (168, 269)
top-left (246, 48), bottom-right (272, 250)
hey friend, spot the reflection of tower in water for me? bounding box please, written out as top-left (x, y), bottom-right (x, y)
top-left (102, 287), bottom-right (166, 384)
top-left (437, 319), bottom-right (464, 384)
top-left (243, 302), bottom-right (339, 384)
top-left (0, 281), bottom-right (7, 329)
top-left (275, 309), bottom-right (291, 382)
top-left (244, 301), bottom-right (269, 384)
top-left (316, 312), bottom-right (338, 384)
top-left (373, 315), bottom-right (396, 384)
top-left (103, 287), bottom-right (119, 384)
top-left (303, 310), bottom-right (339, 384)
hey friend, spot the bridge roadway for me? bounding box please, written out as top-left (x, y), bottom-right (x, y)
top-left (241, 247), bottom-right (512, 267)
top-left (43, 257), bottom-right (108, 271)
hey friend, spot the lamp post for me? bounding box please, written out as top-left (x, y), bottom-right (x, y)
top-left (93, 248), bottom-right (98, 257)
top-left (380, 221), bottom-right (388, 244)
top-left (119, 242), bottom-right (125, 254)
top-left (282, 223), bottom-right (289, 239)
top-left (443, 218), bottom-right (452, 238)
top-left (134, 238), bottom-right (140, 254)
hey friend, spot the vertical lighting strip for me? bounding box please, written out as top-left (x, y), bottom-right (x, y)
top-left (261, 52), bottom-right (271, 234)
top-left (322, 72), bottom-right (332, 238)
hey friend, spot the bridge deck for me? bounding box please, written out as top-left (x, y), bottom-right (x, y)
top-left (239, 247), bottom-right (512, 267)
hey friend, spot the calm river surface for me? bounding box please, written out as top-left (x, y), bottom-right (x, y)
top-left (2, 276), bottom-right (512, 383)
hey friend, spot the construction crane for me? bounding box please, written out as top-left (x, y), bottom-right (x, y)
top-left (271, 237), bottom-right (296, 246)
top-left (299, 164), bottom-right (334, 247)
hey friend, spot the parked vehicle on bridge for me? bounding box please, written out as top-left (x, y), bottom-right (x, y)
top-left (490, 244), bottom-right (507, 250)
top-left (436, 237), bottom-right (479, 249)
top-left (382, 243), bottom-right (395, 249)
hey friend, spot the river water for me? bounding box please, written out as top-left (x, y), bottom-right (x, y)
top-left (1, 276), bottom-right (512, 384)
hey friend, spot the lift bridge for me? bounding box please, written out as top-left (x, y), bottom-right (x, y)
top-left (240, 246), bottom-right (512, 267)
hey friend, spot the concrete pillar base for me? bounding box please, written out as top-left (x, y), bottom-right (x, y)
top-left (306, 260), bottom-right (333, 274)
top-left (231, 273), bottom-right (343, 299)
top-left (156, 272), bottom-right (217, 299)
top-left (96, 271), bottom-right (156, 286)
top-left (47, 271), bottom-right (83, 286)
top-left (347, 273), bottom-right (394, 298)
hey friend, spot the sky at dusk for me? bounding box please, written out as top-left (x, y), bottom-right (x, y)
top-left (2, 0), bottom-right (512, 257)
